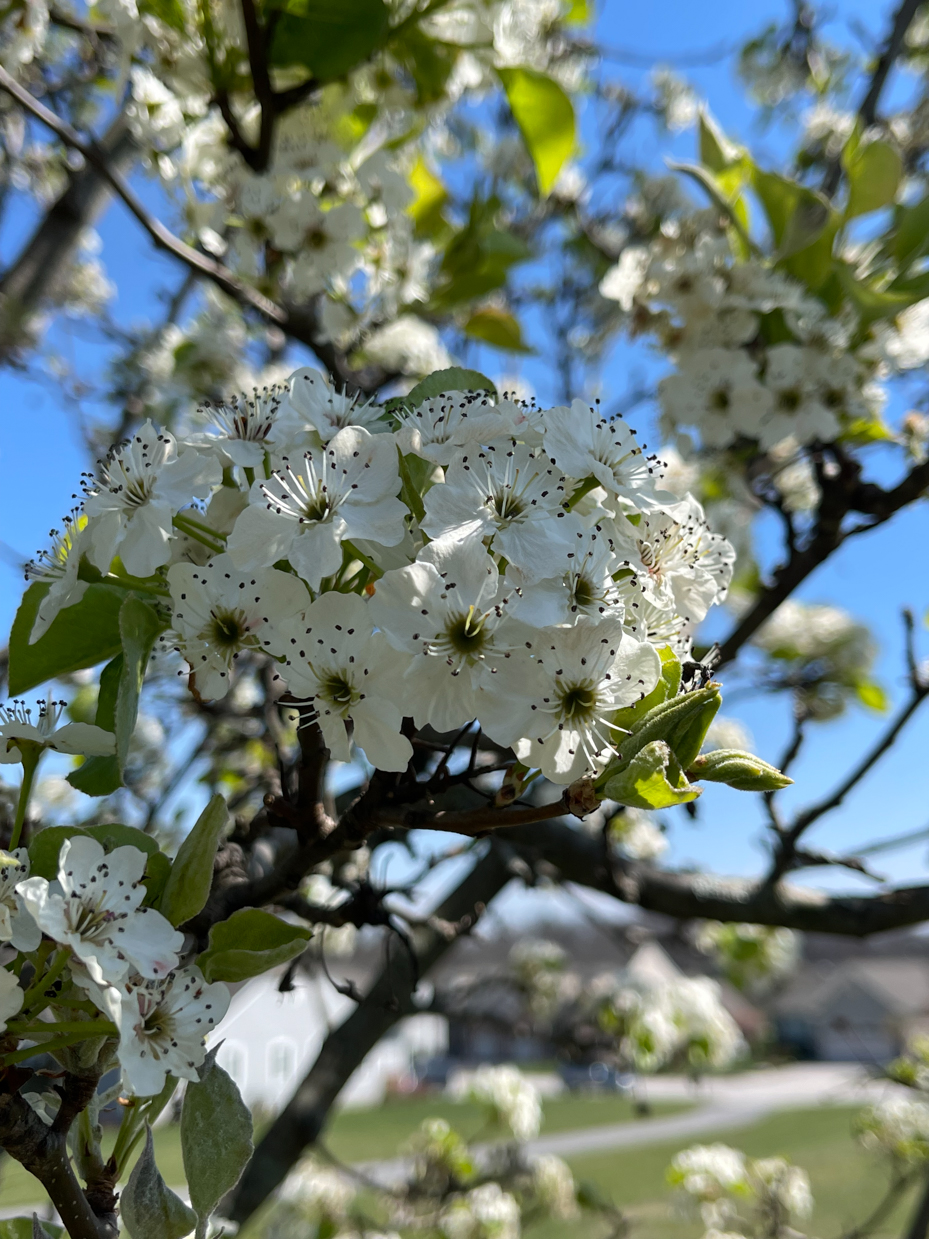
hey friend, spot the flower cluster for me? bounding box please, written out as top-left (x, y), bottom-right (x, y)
top-left (855, 1097), bottom-right (929, 1166)
top-left (450, 1064), bottom-right (543, 1140)
top-left (600, 211), bottom-right (885, 452)
top-left (30, 368), bottom-right (736, 787)
top-left (694, 922), bottom-right (800, 992)
top-left (668, 1142), bottom-right (812, 1239)
top-left (599, 974), bottom-right (746, 1073)
top-left (1, 837), bottom-right (228, 1096)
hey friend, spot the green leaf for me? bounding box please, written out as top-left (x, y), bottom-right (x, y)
top-left (0, 1222), bottom-right (61, 1239)
top-left (122, 1127), bottom-right (197, 1239)
top-left (139, 0), bottom-right (187, 31)
top-left (181, 1050), bottom-right (253, 1232)
top-left (8, 583), bottom-right (131, 697)
top-left (698, 109), bottom-right (741, 172)
top-left (835, 264), bottom-right (921, 327)
top-left (408, 156), bottom-right (448, 236)
top-left (28, 824), bottom-right (161, 880)
top-left (498, 67), bottom-right (575, 197)
top-left (268, 0), bottom-right (390, 81)
top-left (687, 749), bottom-right (793, 792)
top-left (158, 795), bottom-right (229, 927)
top-left (67, 597), bottom-right (164, 797)
top-left (198, 908), bottom-right (312, 983)
top-left (405, 368), bottom-right (497, 404)
top-left (397, 450), bottom-right (430, 523)
top-left (844, 138), bottom-right (902, 219)
top-left (67, 655), bottom-right (122, 797)
top-left (464, 308), bottom-right (531, 352)
top-left (855, 680), bottom-right (888, 712)
top-left (670, 160), bottom-right (752, 251)
top-left (603, 741), bottom-right (701, 810)
top-left (893, 194), bottom-right (929, 268)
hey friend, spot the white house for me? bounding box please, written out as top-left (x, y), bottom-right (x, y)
top-left (206, 968), bottom-right (448, 1113)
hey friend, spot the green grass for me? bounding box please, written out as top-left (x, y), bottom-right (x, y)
top-left (0, 1093), bottom-right (686, 1211)
top-left (1, 1099), bottom-right (916, 1239)
top-left (528, 1106), bottom-right (920, 1239)
top-left (323, 1091), bottom-right (689, 1164)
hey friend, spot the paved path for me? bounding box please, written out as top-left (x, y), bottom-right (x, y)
top-left (1, 1063), bottom-right (907, 1218)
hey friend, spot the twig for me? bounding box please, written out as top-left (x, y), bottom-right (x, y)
top-left (0, 65), bottom-right (288, 325)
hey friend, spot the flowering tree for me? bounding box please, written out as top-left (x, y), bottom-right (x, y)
top-left (2, 0), bottom-right (929, 1237)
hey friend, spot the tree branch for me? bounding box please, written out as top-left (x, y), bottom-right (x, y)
top-left (0, 65), bottom-right (288, 325)
top-left (227, 844), bottom-right (514, 1223)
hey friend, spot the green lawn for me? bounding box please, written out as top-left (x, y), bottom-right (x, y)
top-left (528, 1106), bottom-right (921, 1239)
top-left (1, 1098), bottom-right (917, 1239)
top-left (0, 1091), bottom-right (687, 1209)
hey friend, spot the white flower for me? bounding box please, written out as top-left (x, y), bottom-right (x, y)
top-left (610, 495), bottom-right (735, 626)
top-left (531, 1155), bottom-right (578, 1219)
top-left (191, 385), bottom-right (288, 467)
top-left (279, 367), bottom-right (385, 443)
top-left (24, 511), bottom-right (89, 643)
top-left (96, 966), bottom-right (230, 1097)
top-left (449, 1063), bottom-right (542, 1140)
top-left (0, 695), bottom-right (115, 764)
top-left (168, 553), bottom-right (309, 700)
top-left (543, 401), bottom-right (663, 506)
top-left (395, 390), bottom-right (520, 464)
top-left (599, 246), bottom-right (650, 311)
top-left (276, 591), bottom-right (413, 772)
top-left (280, 1157), bottom-right (356, 1214)
top-left (363, 316), bottom-right (453, 376)
top-left (442, 1184), bottom-right (521, 1239)
top-left (0, 849), bottom-right (41, 951)
top-left (857, 1096), bottom-right (929, 1163)
top-left (0, 964), bottom-right (23, 1033)
top-left (670, 1142), bottom-right (748, 1198)
top-left (509, 618), bottom-right (662, 783)
top-left (17, 837), bottom-right (183, 986)
top-left (82, 421), bottom-right (221, 577)
top-left (227, 426), bottom-right (406, 588)
top-left (371, 537), bottom-right (525, 732)
top-left (659, 348), bottom-right (772, 448)
top-left (757, 343), bottom-right (841, 449)
top-left (507, 521), bottom-right (629, 627)
top-left (750, 1157), bottom-right (812, 1220)
top-left (422, 441), bottom-right (572, 581)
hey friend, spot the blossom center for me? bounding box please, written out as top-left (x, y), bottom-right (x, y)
top-left (209, 610), bottom-right (249, 648)
top-left (556, 682), bottom-right (599, 721)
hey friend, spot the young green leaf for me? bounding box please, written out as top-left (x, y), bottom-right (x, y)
top-left (8, 583), bottom-right (131, 696)
top-left (122, 1126), bottom-right (197, 1239)
top-left (67, 655), bottom-right (122, 796)
top-left (198, 908), bottom-right (312, 982)
top-left (844, 138), bottom-right (902, 219)
top-left (403, 368), bottom-right (497, 404)
top-left (498, 67), bottom-right (575, 196)
top-left (464, 308), bottom-right (532, 353)
top-left (158, 794), bottom-right (229, 927)
top-left (603, 740), bottom-right (701, 810)
top-left (687, 749), bottom-right (793, 792)
top-left (28, 823), bottom-right (161, 880)
top-left (181, 1050), bottom-right (253, 1235)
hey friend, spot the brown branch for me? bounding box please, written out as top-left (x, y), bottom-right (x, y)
top-left (376, 795), bottom-right (572, 835)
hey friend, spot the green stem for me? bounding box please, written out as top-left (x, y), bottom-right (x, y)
top-left (111, 1073), bottom-right (178, 1176)
top-left (244, 466), bottom-right (256, 487)
top-left (10, 747), bottom-right (41, 849)
top-left (172, 514), bottom-right (225, 552)
top-left (0, 1027), bottom-right (116, 1066)
top-left (342, 540), bottom-right (384, 580)
top-left (20, 946), bottom-right (71, 1016)
top-left (564, 475), bottom-right (601, 512)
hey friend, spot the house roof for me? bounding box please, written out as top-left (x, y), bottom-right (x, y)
top-left (774, 959), bottom-right (929, 1019)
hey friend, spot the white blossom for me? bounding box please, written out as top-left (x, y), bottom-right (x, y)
top-left (450, 1064), bottom-right (542, 1140)
top-left (227, 426), bottom-right (407, 588)
top-left (275, 591), bottom-right (413, 771)
top-left (0, 849), bottom-right (41, 952)
top-left (82, 422), bottom-right (221, 577)
top-left (0, 696), bottom-right (115, 764)
top-left (168, 554), bottom-right (310, 700)
top-left (24, 511), bottom-right (89, 643)
top-left (17, 837), bottom-right (183, 986)
top-left (0, 964), bottom-right (23, 1033)
top-left (442, 1184), bottom-right (521, 1239)
top-left (95, 966), bottom-right (230, 1096)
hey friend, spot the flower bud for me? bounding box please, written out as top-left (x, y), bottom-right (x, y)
top-left (686, 748), bottom-right (794, 792)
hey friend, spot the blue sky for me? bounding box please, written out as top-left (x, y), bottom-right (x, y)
top-left (1, 0), bottom-right (927, 909)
